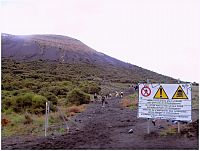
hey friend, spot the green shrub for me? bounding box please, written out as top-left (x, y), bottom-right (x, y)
top-left (2, 96), bottom-right (15, 112)
top-left (39, 92), bottom-right (58, 105)
top-left (47, 86), bottom-right (69, 96)
top-left (13, 93), bottom-right (34, 112)
top-left (2, 90), bottom-right (12, 97)
top-left (31, 95), bottom-right (47, 114)
top-left (79, 81), bottom-right (101, 94)
top-left (24, 81), bottom-right (35, 89)
top-left (2, 83), bottom-right (15, 91)
top-left (9, 93), bottom-right (48, 114)
top-left (61, 81), bottom-right (74, 90)
top-left (67, 88), bottom-right (90, 105)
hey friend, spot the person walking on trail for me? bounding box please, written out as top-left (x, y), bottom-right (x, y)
top-left (134, 85), bottom-right (138, 91)
top-left (115, 91), bottom-right (119, 98)
top-left (109, 93), bottom-right (112, 99)
top-left (101, 95), bottom-right (106, 107)
top-left (120, 91), bottom-right (124, 98)
top-left (152, 119), bottom-right (156, 126)
top-left (105, 93), bottom-right (109, 99)
top-left (94, 93), bottom-right (98, 102)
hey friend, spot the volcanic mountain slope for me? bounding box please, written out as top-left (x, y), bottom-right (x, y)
top-left (2, 33), bottom-right (123, 66)
top-left (1, 33), bottom-right (176, 83)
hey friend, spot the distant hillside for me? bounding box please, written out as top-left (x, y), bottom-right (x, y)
top-left (1, 33), bottom-right (176, 83)
top-left (1, 33), bottom-right (126, 66)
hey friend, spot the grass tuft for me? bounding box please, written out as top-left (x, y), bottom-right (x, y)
top-left (66, 105), bottom-right (86, 116)
top-left (159, 126), bottom-right (177, 136)
top-left (121, 93), bottom-right (138, 110)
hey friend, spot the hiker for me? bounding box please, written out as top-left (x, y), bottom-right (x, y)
top-left (105, 93), bottom-right (109, 99)
top-left (134, 85), bottom-right (138, 91)
top-left (152, 119), bottom-right (156, 126)
top-left (94, 93), bottom-right (98, 101)
top-left (109, 93), bottom-right (112, 98)
top-left (120, 91), bottom-right (123, 98)
top-left (101, 95), bottom-right (106, 107)
top-left (152, 119), bottom-right (164, 129)
top-left (115, 91), bottom-right (119, 97)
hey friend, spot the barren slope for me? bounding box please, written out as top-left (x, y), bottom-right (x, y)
top-left (1, 33), bottom-right (176, 83)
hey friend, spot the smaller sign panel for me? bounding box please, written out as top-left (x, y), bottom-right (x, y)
top-left (172, 85), bottom-right (188, 99)
top-left (153, 86), bottom-right (169, 99)
top-left (141, 86), bottom-right (151, 97)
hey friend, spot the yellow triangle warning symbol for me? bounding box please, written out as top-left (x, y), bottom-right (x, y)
top-left (153, 86), bottom-right (169, 99)
top-left (172, 85), bottom-right (188, 99)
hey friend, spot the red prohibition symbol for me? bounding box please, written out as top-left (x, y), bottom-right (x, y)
top-left (141, 86), bottom-right (151, 97)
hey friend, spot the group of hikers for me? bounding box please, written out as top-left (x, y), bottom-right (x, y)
top-left (93, 91), bottom-right (124, 107)
top-left (92, 84), bottom-right (140, 108)
top-left (115, 91), bottom-right (124, 98)
top-left (93, 84), bottom-right (140, 108)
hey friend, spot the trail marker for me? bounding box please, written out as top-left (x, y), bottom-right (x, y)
top-left (153, 85), bottom-right (169, 99)
top-left (172, 85), bottom-right (188, 99)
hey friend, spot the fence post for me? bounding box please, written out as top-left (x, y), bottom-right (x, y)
top-left (45, 101), bottom-right (50, 137)
top-left (45, 101), bottom-right (48, 137)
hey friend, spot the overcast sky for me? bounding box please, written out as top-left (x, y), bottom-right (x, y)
top-left (1, 0), bottom-right (200, 82)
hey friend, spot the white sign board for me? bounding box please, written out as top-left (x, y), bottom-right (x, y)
top-left (138, 83), bottom-right (192, 121)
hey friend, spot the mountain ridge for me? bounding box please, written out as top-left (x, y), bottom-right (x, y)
top-left (2, 33), bottom-right (128, 66)
top-left (1, 33), bottom-right (176, 83)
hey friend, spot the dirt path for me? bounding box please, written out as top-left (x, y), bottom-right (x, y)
top-left (1, 89), bottom-right (199, 149)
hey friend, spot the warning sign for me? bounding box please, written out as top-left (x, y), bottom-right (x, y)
top-left (172, 85), bottom-right (188, 99)
top-left (153, 86), bottom-right (169, 99)
top-left (141, 86), bottom-right (151, 97)
top-left (138, 83), bottom-right (192, 121)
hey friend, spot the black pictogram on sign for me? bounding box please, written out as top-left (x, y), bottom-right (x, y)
top-left (153, 86), bottom-right (169, 99)
top-left (172, 85), bottom-right (188, 99)
top-left (141, 86), bottom-right (151, 97)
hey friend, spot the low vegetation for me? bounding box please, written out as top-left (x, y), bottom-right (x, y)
top-left (1, 59), bottom-right (131, 137)
top-left (66, 104), bottom-right (86, 116)
top-left (121, 93), bottom-right (138, 110)
top-left (159, 126), bottom-right (177, 137)
top-left (1, 59), bottom-right (199, 137)
top-left (1, 59), bottom-right (104, 137)
top-left (66, 88), bottom-right (90, 105)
